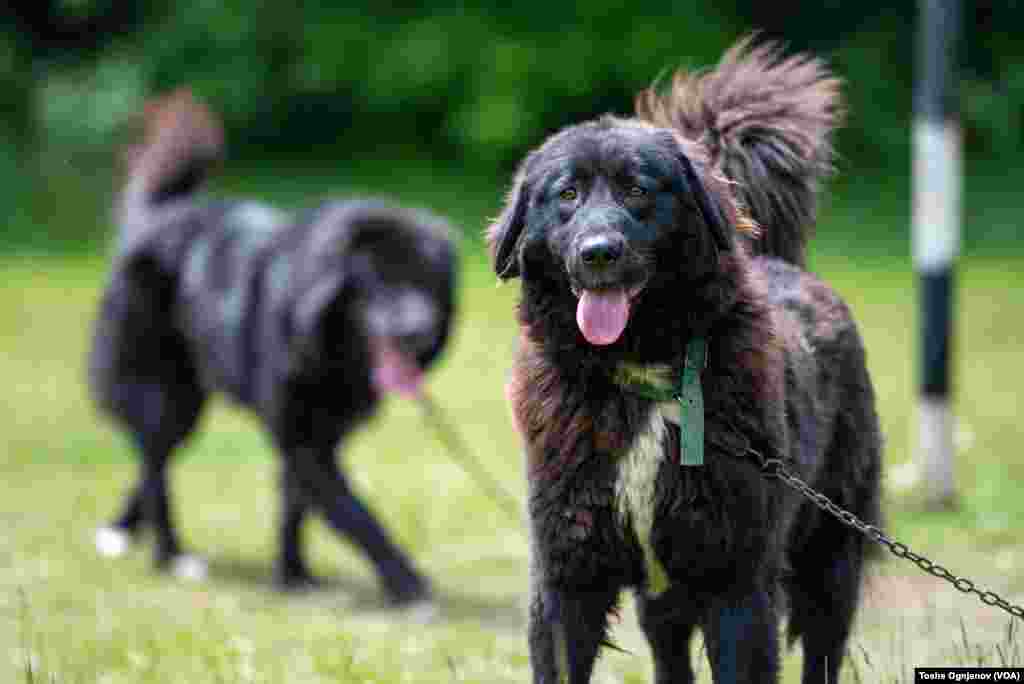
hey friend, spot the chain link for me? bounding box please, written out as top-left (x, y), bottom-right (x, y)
top-left (770, 462), bottom-right (1024, 622)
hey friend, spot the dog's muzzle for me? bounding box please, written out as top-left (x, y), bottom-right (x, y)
top-left (562, 209), bottom-right (650, 346)
top-left (364, 288), bottom-right (440, 398)
top-left (568, 237), bottom-right (647, 346)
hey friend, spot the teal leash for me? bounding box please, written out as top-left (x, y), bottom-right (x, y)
top-left (678, 337), bottom-right (706, 467)
top-left (613, 336), bottom-right (707, 467)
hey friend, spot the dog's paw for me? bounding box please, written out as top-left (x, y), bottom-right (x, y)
top-left (170, 554), bottom-right (208, 582)
top-left (95, 526), bottom-right (132, 558)
top-left (399, 598), bottom-right (441, 625)
top-left (274, 570), bottom-right (324, 593)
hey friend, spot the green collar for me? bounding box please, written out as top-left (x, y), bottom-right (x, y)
top-left (612, 337), bottom-right (707, 466)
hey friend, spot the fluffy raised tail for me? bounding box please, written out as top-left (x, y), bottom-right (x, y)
top-left (119, 88), bottom-right (223, 234)
top-left (636, 38), bottom-right (842, 267)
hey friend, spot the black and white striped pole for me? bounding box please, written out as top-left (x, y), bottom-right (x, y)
top-left (913, 0), bottom-right (960, 509)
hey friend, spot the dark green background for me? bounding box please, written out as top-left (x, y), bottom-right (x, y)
top-left (2, 1), bottom-right (1021, 253)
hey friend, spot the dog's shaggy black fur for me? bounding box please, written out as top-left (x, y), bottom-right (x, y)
top-left (89, 91), bottom-right (456, 606)
top-left (489, 40), bottom-right (882, 683)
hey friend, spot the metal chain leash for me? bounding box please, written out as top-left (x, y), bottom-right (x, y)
top-left (763, 459), bottom-right (1024, 622)
top-left (418, 382), bottom-right (1023, 622)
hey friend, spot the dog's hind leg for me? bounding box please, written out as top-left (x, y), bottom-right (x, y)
top-left (96, 449), bottom-right (160, 558)
top-left (95, 479), bottom-right (147, 558)
top-left (287, 446), bottom-right (434, 609)
top-left (787, 509), bottom-right (867, 684)
top-left (788, 455), bottom-right (879, 683)
top-left (702, 587), bottom-right (781, 684)
top-left (637, 589), bottom-right (699, 684)
top-left (98, 379), bottom-right (206, 580)
top-left (789, 348), bottom-right (882, 684)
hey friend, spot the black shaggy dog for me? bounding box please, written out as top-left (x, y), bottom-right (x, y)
top-left (489, 41), bottom-right (882, 683)
top-left (89, 91), bottom-right (456, 610)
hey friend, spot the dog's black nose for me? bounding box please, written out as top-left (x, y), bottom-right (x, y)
top-left (579, 235), bottom-right (624, 268)
top-left (396, 330), bottom-right (434, 357)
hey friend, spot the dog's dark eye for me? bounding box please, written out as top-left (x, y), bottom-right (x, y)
top-left (559, 188), bottom-right (578, 202)
top-left (628, 185), bottom-right (647, 198)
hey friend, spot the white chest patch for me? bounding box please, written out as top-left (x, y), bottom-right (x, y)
top-left (614, 409), bottom-right (671, 596)
top-left (658, 400), bottom-right (682, 426)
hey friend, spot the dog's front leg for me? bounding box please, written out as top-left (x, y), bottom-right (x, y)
top-left (286, 445), bottom-right (432, 606)
top-left (275, 460), bottom-right (318, 589)
top-left (702, 588), bottom-right (780, 684)
top-left (528, 580), bottom-right (618, 684)
top-left (636, 589), bottom-right (699, 684)
top-left (527, 579), bottom-right (560, 683)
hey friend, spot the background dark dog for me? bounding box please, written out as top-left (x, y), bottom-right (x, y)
top-left (490, 40), bottom-right (882, 683)
top-left (89, 91), bottom-right (456, 610)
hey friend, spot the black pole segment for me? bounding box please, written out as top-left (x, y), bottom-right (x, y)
top-left (916, 0), bottom-right (959, 404)
top-left (916, 0), bottom-right (960, 123)
top-left (920, 270), bottom-right (953, 397)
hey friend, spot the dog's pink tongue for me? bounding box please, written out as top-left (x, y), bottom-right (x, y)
top-left (372, 341), bottom-right (424, 399)
top-left (577, 289), bottom-right (630, 346)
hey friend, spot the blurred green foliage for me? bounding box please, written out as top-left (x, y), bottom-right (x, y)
top-left (1, 1), bottom-right (1022, 250)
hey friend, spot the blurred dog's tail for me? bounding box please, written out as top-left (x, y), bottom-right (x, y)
top-left (636, 37), bottom-right (842, 267)
top-left (118, 88), bottom-right (223, 237)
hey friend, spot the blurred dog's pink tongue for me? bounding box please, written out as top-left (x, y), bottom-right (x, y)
top-left (577, 289), bottom-right (629, 345)
top-left (372, 341), bottom-right (423, 399)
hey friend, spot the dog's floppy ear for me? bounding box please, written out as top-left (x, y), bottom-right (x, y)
top-left (414, 238), bottom-right (458, 368)
top-left (292, 272), bottom-right (345, 345)
top-left (676, 150), bottom-right (733, 254)
top-left (488, 170), bottom-right (530, 280)
top-left (283, 269), bottom-right (346, 374)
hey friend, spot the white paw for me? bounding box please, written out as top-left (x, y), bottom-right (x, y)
top-left (402, 598), bottom-right (440, 625)
top-left (95, 526), bottom-right (131, 558)
top-left (171, 554), bottom-right (208, 582)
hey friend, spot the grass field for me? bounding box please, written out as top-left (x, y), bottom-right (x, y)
top-left (2, 171), bottom-right (1023, 682)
